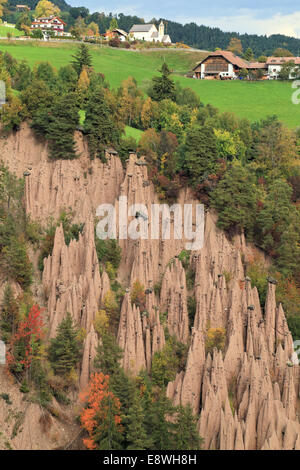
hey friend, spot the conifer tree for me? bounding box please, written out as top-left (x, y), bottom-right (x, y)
top-left (84, 87), bottom-right (121, 159)
top-left (148, 63), bottom-right (176, 102)
top-left (126, 391), bottom-right (153, 450)
top-left (179, 124), bottom-right (218, 186)
top-left (32, 92), bottom-right (79, 160)
top-left (48, 312), bottom-right (82, 376)
top-left (172, 404), bottom-right (203, 450)
top-left (0, 284), bottom-right (18, 341)
top-left (210, 160), bottom-right (258, 236)
top-left (71, 44), bottom-right (92, 76)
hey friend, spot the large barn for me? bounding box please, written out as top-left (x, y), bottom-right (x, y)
top-left (193, 50), bottom-right (267, 79)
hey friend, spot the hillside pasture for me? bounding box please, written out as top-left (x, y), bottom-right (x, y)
top-left (0, 41), bottom-right (299, 127)
top-left (0, 25), bottom-right (24, 37)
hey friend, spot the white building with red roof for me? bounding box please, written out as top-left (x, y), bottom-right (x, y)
top-left (30, 15), bottom-right (66, 37)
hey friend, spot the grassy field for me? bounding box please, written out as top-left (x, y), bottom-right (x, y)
top-left (0, 40), bottom-right (299, 127)
top-left (124, 125), bottom-right (143, 141)
top-left (0, 25), bottom-right (24, 37)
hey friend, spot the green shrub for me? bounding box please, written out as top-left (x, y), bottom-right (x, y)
top-left (151, 336), bottom-right (188, 388)
top-left (95, 238), bottom-right (122, 271)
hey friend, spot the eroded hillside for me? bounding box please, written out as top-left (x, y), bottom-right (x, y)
top-left (0, 124), bottom-right (299, 450)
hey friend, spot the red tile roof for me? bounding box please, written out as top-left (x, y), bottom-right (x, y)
top-left (266, 56), bottom-right (300, 65)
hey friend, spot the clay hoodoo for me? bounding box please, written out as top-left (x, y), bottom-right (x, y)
top-left (42, 217), bottom-right (107, 388)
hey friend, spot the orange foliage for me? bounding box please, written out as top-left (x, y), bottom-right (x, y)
top-left (6, 305), bottom-right (44, 372)
top-left (80, 372), bottom-right (122, 450)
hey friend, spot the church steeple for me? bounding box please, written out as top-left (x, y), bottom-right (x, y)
top-left (159, 20), bottom-right (164, 38)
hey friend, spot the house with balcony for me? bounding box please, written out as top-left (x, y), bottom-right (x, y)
top-left (30, 15), bottom-right (66, 37)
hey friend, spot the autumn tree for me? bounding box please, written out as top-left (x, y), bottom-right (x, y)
top-left (273, 47), bottom-right (293, 57)
top-left (131, 280), bottom-right (146, 312)
top-left (77, 67), bottom-right (90, 106)
top-left (87, 22), bottom-right (99, 37)
top-left (227, 37), bottom-right (243, 56)
top-left (6, 305), bottom-right (44, 375)
top-left (253, 117), bottom-right (297, 175)
top-left (141, 97), bottom-right (158, 129)
top-left (35, 0), bottom-right (60, 18)
top-left (80, 372), bottom-right (123, 450)
top-left (0, 0), bottom-right (6, 17)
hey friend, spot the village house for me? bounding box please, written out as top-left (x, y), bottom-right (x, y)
top-left (266, 56), bottom-right (300, 79)
top-left (129, 21), bottom-right (171, 43)
top-left (105, 28), bottom-right (128, 42)
top-left (193, 50), bottom-right (267, 79)
top-left (30, 15), bottom-right (67, 37)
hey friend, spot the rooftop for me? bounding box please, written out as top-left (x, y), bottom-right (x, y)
top-left (130, 24), bottom-right (155, 33)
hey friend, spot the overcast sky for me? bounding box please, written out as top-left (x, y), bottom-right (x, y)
top-left (68, 0), bottom-right (300, 37)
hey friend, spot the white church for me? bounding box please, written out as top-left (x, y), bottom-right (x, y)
top-left (129, 21), bottom-right (171, 43)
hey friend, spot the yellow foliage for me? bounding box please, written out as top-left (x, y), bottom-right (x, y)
top-left (205, 327), bottom-right (226, 355)
top-left (103, 290), bottom-right (118, 316)
top-left (94, 310), bottom-right (109, 336)
top-left (77, 67), bottom-right (90, 91)
top-left (35, 0), bottom-right (60, 18)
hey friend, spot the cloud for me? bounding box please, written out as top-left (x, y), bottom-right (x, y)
top-left (183, 10), bottom-right (300, 37)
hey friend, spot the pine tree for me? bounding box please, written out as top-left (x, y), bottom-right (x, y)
top-left (48, 312), bottom-right (82, 376)
top-left (84, 87), bottom-right (121, 159)
top-left (243, 47), bottom-right (254, 61)
top-left (210, 160), bottom-right (258, 236)
top-left (95, 331), bottom-right (123, 376)
top-left (126, 391), bottom-right (153, 450)
top-left (97, 393), bottom-right (124, 450)
top-left (71, 44), bottom-right (92, 76)
top-left (144, 390), bottom-right (175, 450)
top-left (179, 124), bottom-right (218, 186)
top-left (172, 404), bottom-right (203, 450)
top-left (0, 284), bottom-right (18, 341)
top-left (148, 63), bottom-right (176, 102)
top-left (32, 92), bottom-right (79, 160)
top-left (95, 331), bottom-right (134, 417)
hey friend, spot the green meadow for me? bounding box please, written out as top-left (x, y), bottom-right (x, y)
top-left (0, 25), bottom-right (24, 37)
top-left (0, 40), bottom-right (299, 127)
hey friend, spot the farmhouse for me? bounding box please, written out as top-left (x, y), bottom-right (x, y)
top-left (129, 21), bottom-right (171, 43)
top-left (266, 56), bottom-right (300, 79)
top-left (193, 50), bottom-right (267, 79)
top-left (30, 15), bottom-right (66, 37)
top-left (106, 28), bottom-right (128, 42)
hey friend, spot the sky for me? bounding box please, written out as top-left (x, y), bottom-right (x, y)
top-left (68, 0), bottom-right (300, 37)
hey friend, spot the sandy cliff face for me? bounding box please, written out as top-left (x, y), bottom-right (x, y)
top-left (0, 125), bottom-right (299, 450)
